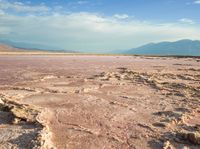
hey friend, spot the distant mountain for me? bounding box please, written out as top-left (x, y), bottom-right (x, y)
top-left (0, 44), bottom-right (25, 52)
top-left (0, 44), bottom-right (53, 53)
top-left (126, 39), bottom-right (200, 56)
top-left (0, 39), bottom-right (76, 53)
top-left (0, 43), bottom-right (77, 54)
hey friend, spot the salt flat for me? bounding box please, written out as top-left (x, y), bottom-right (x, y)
top-left (0, 55), bottom-right (199, 149)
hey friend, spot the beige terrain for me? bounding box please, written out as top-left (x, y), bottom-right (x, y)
top-left (0, 44), bottom-right (26, 52)
top-left (0, 44), bottom-right (72, 55)
top-left (0, 55), bottom-right (200, 149)
top-left (0, 44), bottom-right (45, 55)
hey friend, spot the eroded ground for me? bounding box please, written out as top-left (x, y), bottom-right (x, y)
top-left (0, 55), bottom-right (199, 149)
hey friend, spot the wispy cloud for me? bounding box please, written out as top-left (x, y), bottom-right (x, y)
top-left (77, 1), bottom-right (88, 5)
top-left (194, 0), bottom-right (200, 4)
top-left (179, 18), bottom-right (195, 24)
top-left (0, 11), bottom-right (199, 52)
top-left (0, 9), bottom-right (5, 15)
top-left (0, 0), bottom-right (50, 13)
top-left (0, 1), bottom-right (199, 52)
top-left (114, 14), bottom-right (129, 19)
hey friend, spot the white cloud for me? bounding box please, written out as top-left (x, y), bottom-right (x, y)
top-left (0, 0), bottom-right (50, 13)
top-left (194, 0), bottom-right (200, 4)
top-left (0, 9), bottom-right (5, 15)
top-left (77, 1), bottom-right (88, 5)
top-left (114, 14), bottom-right (129, 19)
top-left (179, 18), bottom-right (195, 24)
top-left (0, 26), bottom-right (10, 35)
top-left (0, 11), bottom-right (199, 52)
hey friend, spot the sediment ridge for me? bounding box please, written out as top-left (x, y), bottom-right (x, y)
top-left (0, 94), bottom-right (55, 149)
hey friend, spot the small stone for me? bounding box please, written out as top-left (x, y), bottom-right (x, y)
top-left (188, 132), bottom-right (200, 144)
top-left (12, 118), bottom-right (21, 124)
top-left (0, 98), bottom-right (4, 104)
top-left (163, 141), bottom-right (175, 149)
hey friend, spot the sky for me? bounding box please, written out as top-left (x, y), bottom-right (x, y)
top-left (0, 0), bottom-right (200, 52)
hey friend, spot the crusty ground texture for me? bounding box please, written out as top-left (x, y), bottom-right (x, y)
top-left (0, 55), bottom-right (199, 149)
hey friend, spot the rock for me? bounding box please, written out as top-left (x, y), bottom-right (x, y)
top-left (0, 98), bottom-right (4, 104)
top-left (163, 141), bottom-right (175, 149)
top-left (177, 131), bottom-right (200, 145)
top-left (10, 105), bottom-right (39, 123)
top-left (188, 132), bottom-right (200, 144)
top-left (12, 117), bottom-right (21, 124)
top-left (153, 122), bottom-right (169, 128)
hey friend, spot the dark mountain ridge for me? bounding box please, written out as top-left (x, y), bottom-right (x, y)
top-left (126, 39), bottom-right (200, 56)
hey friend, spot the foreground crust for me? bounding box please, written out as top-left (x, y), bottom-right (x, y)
top-left (0, 95), bottom-right (55, 149)
top-left (0, 55), bottom-right (199, 149)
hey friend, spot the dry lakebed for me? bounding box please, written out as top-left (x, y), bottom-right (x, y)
top-left (0, 55), bottom-right (199, 149)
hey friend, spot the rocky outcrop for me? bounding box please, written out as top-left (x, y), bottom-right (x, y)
top-left (0, 95), bottom-right (55, 149)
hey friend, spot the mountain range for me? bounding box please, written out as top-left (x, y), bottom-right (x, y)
top-left (126, 39), bottom-right (200, 56)
top-left (1, 39), bottom-right (200, 56)
top-left (0, 39), bottom-right (76, 53)
top-left (0, 38), bottom-right (66, 51)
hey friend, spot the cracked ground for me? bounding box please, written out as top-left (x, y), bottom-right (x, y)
top-left (0, 55), bottom-right (200, 149)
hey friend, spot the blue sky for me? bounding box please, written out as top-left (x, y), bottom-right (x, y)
top-left (0, 0), bottom-right (200, 52)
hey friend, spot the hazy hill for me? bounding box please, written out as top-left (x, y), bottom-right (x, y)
top-left (0, 44), bottom-right (26, 52)
top-left (0, 39), bottom-right (62, 51)
top-left (0, 39), bottom-right (76, 53)
top-left (126, 39), bottom-right (200, 56)
top-left (0, 43), bottom-right (76, 53)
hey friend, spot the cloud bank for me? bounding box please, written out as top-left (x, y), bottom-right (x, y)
top-left (178, 18), bottom-right (195, 24)
top-left (0, 0), bottom-right (200, 52)
top-left (0, 0), bottom-right (49, 13)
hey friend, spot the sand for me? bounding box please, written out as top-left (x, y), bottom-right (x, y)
top-left (0, 55), bottom-right (199, 149)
